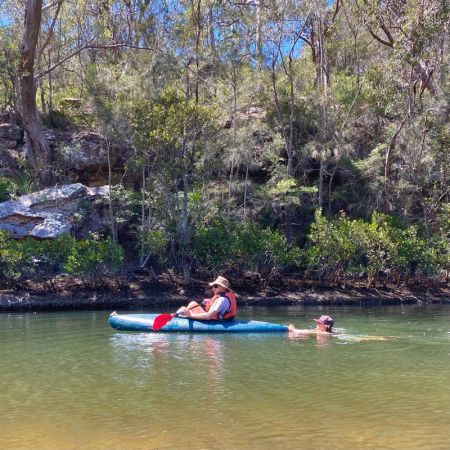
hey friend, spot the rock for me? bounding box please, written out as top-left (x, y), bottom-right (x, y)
top-left (0, 183), bottom-right (110, 239)
top-left (0, 148), bottom-right (20, 177)
top-left (60, 98), bottom-right (81, 108)
top-left (0, 123), bottom-right (22, 140)
top-left (0, 123), bottom-right (132, 186)
top-left (54, 132), bottom-right (105, 171)
top-left (0, 140), bottom-right (17, 149)
top-left (44, 129), bottom-right (72, 143)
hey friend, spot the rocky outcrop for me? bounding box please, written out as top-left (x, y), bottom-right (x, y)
top-left (47, 130), bottom-right (126, 185)
top-left (0, 183), bottom-right (110, 239)
top-left (0, 123), bottom-right (22, 177)
top-left (0, 119), bottom-right (130, 185)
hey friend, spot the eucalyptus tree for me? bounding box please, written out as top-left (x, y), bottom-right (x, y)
top-left (351, 0), bottom-right (449, 212)
top-left (3, 0), bottom-right (144, 185)
top-left (131, 87), bottom-right (213, 282)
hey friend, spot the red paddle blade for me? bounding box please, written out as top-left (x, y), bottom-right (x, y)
top-left (152, 313), bottom-right (175, 331)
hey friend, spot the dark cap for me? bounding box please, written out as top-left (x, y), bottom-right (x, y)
top-left (313, 315), bottom-right (334, 327)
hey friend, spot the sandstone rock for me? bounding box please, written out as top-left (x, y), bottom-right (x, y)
top-left (0, 149), bottom-right (20, 176)
top-left (0, 123), bottom-right (131, 186)
top-left (0, 183), bottom-right (110, 239)
top-left (60, 98), bottom-right (81, 108)
top-left (54, 132), bottom-right (105, 171)
top-left (0, 123), bottom-right (22, 140)
top-left (0, 140), bottom-right (18, 149)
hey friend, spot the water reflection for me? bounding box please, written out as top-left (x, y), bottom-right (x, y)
top-left (2, 306), bottom-right (449, 450)
top-left (109, 332), bottom-right (227, 389)
top-left (287, 329), bottom-right (332, 347)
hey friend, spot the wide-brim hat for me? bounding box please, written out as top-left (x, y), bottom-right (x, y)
top-left (313, 315), bottom-right (334, 326)
top-left (209, 276), bottom-right (231, 290)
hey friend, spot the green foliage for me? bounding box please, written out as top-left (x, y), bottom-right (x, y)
top-left (0, 176), bottom-right (17, 202)
top-left (192, 217), bottom-right (302, 275)
top-left (64, 234), bottom-right (124, 276)
top-left (0, 232), bottom-right (124, 280)
top-left (131, 86), bottom-right (213, 153)
top-left (306, 210), bottom-right (442, 285)
top-left (108, 185), bottom-right (141, 225)
top-left (192, 217), bottom-right (234, 271)
top-left (141, 229), bottom-right (169, 264)
top-left (0, 0), bottom-right (449, 285)
top-left (0, 231), bottom-right (24, 278)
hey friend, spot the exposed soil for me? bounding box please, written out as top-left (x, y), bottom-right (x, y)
top-left (1, 273), bottom-right (449, 312)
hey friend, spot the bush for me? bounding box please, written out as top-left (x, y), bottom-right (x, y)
top-left (0, 176), bottom-right (17, 202)
top-left (0, 232), bottom-right (124, 280)
top-left (192, 217), bottom-right (236, 272)
top-left (306, 209), bottom-right (440, 286)
top-left (140, 229), bottom-right (169, 265)
top-left (192, 218), bottom-right (302, 276)
top-left (63, 234), bottom-right (124, 275)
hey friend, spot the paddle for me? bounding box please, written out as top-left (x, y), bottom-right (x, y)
top-left (153, 302), bottom-right (209, 331)
top-left (152, 313), bottom-right (177, 331)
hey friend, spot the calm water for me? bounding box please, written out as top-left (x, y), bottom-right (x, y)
top-left (1, 304), bottom-right (449, 450)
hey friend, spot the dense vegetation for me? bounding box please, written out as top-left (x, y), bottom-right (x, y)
top-left (0, 0), bottom-right (449, 286)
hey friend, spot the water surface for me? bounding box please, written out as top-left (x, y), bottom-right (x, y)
top-left (1, 304), bottom-right (449, 449)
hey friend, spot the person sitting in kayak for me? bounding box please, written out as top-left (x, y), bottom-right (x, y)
top-left (288, 315), bottom-right (334, 336)
top-left (176, 276), bottom-right (237, 321)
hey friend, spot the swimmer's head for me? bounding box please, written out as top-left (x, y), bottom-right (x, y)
top-left (314, 315), bottom-right (334, 332)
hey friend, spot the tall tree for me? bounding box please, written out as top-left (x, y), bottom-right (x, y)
top-left (19, 0), bottom-right (52, 184)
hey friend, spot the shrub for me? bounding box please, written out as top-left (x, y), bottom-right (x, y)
top-left (64, 234), bottom-right (124, 275)
top-left (306, 209), bottom-right (440, 286)
top-left (192, 217), bottom-right (234, 272)
top-left (141, 229), bottom-right (169, 265)
top-left (192, 218), bottom-right (302, 276)
top-left (0, 176), bottom-right (17, 202)
top-left (0, 231), bottom-right (25, 278)
top-left (0, 232), bottom-right (124, 280)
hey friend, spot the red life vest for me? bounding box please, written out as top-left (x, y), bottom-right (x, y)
top-left (204, 291), bottom-right (237, 320)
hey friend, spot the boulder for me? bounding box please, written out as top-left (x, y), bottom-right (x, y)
top-left (0, 148), bottom-right (20, 177)
top-left (0, 123), bottom-right (22, 140)
top-left (0, 183), bottom-right (110, 239)
top-left (53, 132), bottom-right (105, 171)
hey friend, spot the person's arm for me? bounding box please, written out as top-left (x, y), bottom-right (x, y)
top-left (183, 308), bottom-right (216, 320)
top-left (184, 296), bottom-right (228, 320)
top-left (288, 325), bottom-right (317, 335)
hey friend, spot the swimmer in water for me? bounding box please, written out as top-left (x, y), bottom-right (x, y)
top-left (288, 315), bottom-right (388, 342)
top-left (288, 315), bottom-right (334, 336)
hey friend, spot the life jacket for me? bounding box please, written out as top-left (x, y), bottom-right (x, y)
top-left (204, 291), bottom-right (237, 320)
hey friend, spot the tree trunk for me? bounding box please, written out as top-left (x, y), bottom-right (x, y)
top-left (318, 158), bottom-right (325, 208)
top-left (181, 133), bottom-right (191, 284)
top-left (140, 165), bottom-right (146, 265)
top-left (383, 118), bottom-right (407, 212)
top-left (328, 162), bottom-right (338, 217)
top-left (106, 137), bottom-right (118, 243)
top-left (243, 162), bottom-right (249, 219)
top-left (194, 0), bottom-right (202, 104)
top-left (19, 0), bottom-right (52, 186)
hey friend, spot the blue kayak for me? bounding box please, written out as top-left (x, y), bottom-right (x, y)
top-left (108, 313), bottom-right (288, 333)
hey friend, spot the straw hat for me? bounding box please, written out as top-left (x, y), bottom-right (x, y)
top-left (208, 275), bottom-right (231, 290)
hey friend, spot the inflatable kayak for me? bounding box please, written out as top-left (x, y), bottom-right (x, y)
top-left (108, 313), bottom-right (288, 333)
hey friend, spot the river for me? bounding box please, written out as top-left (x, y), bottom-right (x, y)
top-left (1, 304), bottom-right (449, 449)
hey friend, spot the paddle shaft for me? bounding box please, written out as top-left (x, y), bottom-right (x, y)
top-left (152, 302), bottom-right (206, 331)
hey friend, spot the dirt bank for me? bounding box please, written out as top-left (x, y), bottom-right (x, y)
top-left (1, 274), bottom-right (449, 312)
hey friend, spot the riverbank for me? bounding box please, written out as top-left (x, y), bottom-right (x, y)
top-left (0, 274), bottom-right (449, 311)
